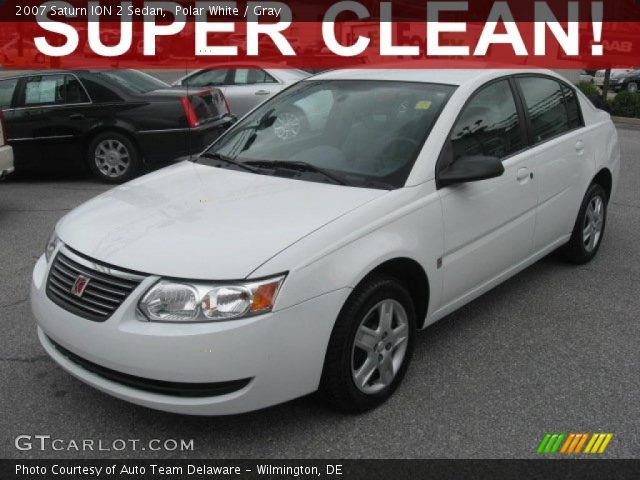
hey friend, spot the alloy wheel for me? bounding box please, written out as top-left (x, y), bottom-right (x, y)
top-left (583, 195), bottom-right (605, 253)
top-left (95, 139), bottom-right (131, 179)
top-left (351, 299), bottom-right (409, 395)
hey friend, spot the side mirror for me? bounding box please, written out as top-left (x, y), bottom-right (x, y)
top-left (438, 155), bottom-right (505, 188)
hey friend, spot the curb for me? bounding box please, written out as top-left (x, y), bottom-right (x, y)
top-left (612, 116), bottom-right (640, 128)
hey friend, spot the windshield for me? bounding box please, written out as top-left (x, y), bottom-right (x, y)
top-left (96, 70), bottom-right (169, 94)
top-left (199, 80), bottom-right (455, 189)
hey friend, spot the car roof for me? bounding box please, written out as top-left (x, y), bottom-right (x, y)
top-left (308, 67), bottom-right (566, 87)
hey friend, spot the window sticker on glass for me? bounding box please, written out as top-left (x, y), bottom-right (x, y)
top-left (25, 80), bottom-right (57, 104)
top-left (415, 100), bottom-right (432, 110)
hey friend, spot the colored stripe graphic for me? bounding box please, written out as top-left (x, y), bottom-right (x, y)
top-left (585, 433), bottom-right (614, 454)
top-left (537, 433), bottom-right (565, 454)
top-left (538, 433), bottom-right (613, 454)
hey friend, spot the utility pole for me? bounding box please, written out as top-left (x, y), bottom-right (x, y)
top-left (602, 68), bottom-right (612, 102)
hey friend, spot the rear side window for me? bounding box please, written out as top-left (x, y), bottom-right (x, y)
top-left (232, 69), bottom-right (277, 85)
top-left (561, 85), bottom-right (584, 129)
top-left (517, 77), bottom-right (572, 143)
top-left (20, 75), bottom-right (89, 107)
top-left (0, 78), bottom-right (18, 108)
top-left (450, 79), bottom-right (525, 162)
top-left (23, 75), bottom-right (66, 106)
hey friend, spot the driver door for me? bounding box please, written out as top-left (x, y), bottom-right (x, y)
top-left (438, 78), bottom-right (537, 308)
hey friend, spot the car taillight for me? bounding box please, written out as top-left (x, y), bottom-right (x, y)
top-left (0, 109), bottom-right (7, 145)
top-left (181, 97), bottom-right (199, 128)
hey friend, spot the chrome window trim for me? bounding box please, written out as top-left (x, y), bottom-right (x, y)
top-left (8, 134), bottom-right (75, 142)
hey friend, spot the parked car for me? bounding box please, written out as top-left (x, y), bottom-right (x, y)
top-left (0, 109), bottom-right (13, 179)
top-left (608, 69), bottom-right (640, 92)
top-left (593, 68), bottom-right (633, 87)
top-left (32, 69), bottom-right (619, 415)
top-left (1, 36), bottom-right (45, 66)
top-left (578, 70), bottom-right (594, 83)
top-left (172, 63), bottom-right (309, 117)
top-left (0, 70), bottom-right (234, 182)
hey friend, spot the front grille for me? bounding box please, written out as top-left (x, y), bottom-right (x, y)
top-left (46, 250), bottom-right (144, 322)
top-left (48, 336), bottom-right (252, 398)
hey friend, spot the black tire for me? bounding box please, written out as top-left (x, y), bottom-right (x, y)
top-left (320, 275), bottom-right (416, 413)
top-left (561, 183), bottom-right (608, 264)
top-left (87, 131), bottom-right (140, 184)
top-left (627, 82), bottom-right (638, 93)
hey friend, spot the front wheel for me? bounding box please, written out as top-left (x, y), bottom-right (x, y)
top-left (561, 183), bottom-right (608, 264)
top-left (627, 82), bottom-right (638, 93)
top-left (320, 275), bottom-right (416, 413)
top-left (87, 132), bottom-right (140, 183)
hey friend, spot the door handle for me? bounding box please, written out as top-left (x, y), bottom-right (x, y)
top-left (255, 90), bottom-right (270, 96)
top-left (575, 140), bottom-right (585, 154)
top-left (516, 167), bottom-right (530, 182)
top-left (69, 114), bottom-right (85, 120)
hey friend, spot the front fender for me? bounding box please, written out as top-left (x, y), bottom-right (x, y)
top-left (251, 182), bottom-right (445, 324)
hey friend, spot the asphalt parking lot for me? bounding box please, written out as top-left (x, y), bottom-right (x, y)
top-left (1, 126), bottom-right (639, 460)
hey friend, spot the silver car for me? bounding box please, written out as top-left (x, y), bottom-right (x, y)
top-left (172, 64), bottom-right (310, 117)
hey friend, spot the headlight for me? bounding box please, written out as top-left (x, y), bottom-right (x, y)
top-left (45, 231), bottom-right (61, 263)
top-left (138, 275), bottom-right (286, 323)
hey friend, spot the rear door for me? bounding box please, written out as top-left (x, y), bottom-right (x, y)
top-left (514, 76), bottom-right (586, 251)
top-left (223, 68), bottom-right (280, 116)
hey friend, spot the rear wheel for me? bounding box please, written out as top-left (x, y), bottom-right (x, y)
top-left (627, 82), bottom-right (638, 93)
top-left (87, 132), bottom-right (140, 183)
top-left (561, 183), bottom-right (607, 264)
top-left (320, 275), bottom-right (416, 413)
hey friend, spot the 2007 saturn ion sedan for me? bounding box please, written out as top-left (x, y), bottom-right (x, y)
top-left (32, 69), bottom-right (620, 415)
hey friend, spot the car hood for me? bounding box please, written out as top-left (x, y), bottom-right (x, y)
top-left (57, 162), bottom-right (385, 280)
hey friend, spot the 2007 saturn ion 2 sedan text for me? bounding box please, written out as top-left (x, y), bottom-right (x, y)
top-left (32, 69), bottom-right (619, 415)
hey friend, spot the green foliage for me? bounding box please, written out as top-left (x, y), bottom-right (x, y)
top-left (576, 81), bottom-right (600, 98)
top-left (610, 91), bottom-right (640, 118)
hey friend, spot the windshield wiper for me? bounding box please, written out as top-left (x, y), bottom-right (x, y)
top-left (199, 152), bottom-right (260, 173)
top-left (245, 160), bottom-right (351, 186)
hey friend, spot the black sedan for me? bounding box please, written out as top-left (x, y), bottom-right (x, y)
top-left (609, 69), bottom-right (640, 93)
top-left (0, 70), bottom-right (234, 182)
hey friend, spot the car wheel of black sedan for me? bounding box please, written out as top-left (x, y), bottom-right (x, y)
top-left (87, 132), bottom-right (140, 183)
top-left (627, 82), bottom-right (638, 93)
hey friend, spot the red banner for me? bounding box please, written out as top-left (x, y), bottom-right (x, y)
top-left (0, 1), bottom-right (639, 69)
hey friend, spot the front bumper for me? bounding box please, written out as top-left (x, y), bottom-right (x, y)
top-left (31, 254), bottom-right (350, 415)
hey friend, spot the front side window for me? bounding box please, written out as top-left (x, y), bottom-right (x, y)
top-left (450, 79), bottom-right (524, 163)
top-left (199, 80), bottom-right (455, 189)
top-left (517, 77), bottom-right (571, 143)
top-left (0, 78), bottom-right (18, 108)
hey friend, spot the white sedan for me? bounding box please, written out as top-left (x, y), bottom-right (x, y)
top-left (32, 69), bottom-right (619, 415)
top-left (172, 64), bottom-right (310, 116)
top-left (0, 110), bottom-right (13, 180)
